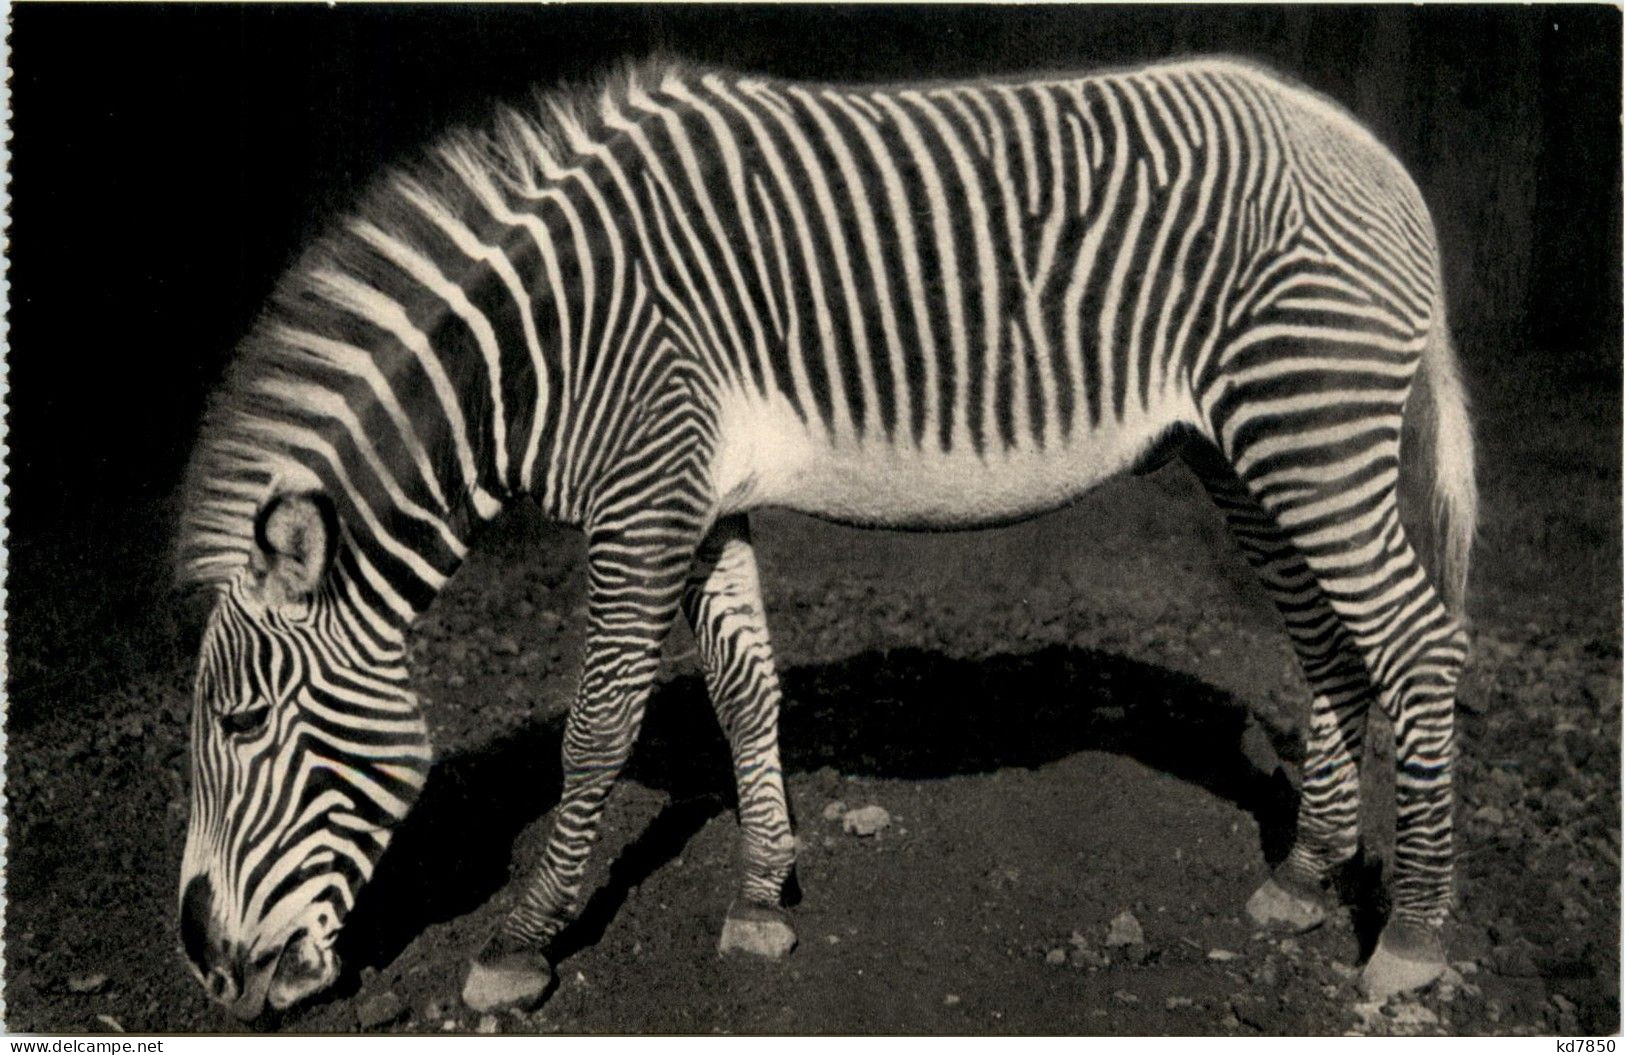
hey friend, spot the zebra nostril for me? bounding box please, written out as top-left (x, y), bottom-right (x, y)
top-left (180, 876), bottom-right (215, 975)
top-left (205, 965), bottom-right (238, 1003)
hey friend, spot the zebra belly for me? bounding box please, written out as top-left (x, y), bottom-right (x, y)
top-left (712, 390), bottom-right (1198, 530)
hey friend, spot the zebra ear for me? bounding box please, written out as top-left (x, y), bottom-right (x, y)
top-left (251, 492), bottom-right (338, 606)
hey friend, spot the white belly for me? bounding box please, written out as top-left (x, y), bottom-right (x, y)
top-left (710, 388), bottom-right (1198, 530)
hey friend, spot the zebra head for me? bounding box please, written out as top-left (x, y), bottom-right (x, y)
top-left (179, 491), bottom-right (432, 1019)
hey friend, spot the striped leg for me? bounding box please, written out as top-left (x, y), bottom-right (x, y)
top-left (1217, 411), bottom-right (1467, 998)
top-left (462, 515), bottom-right (699, 1013)
top-left (682, 514), bottom-right (798, 958)
top-left (1190, 448), bottom-right (1375, 931)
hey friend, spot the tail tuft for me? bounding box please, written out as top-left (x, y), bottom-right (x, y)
top-left (1402, 307), bottom-right (1478, 618)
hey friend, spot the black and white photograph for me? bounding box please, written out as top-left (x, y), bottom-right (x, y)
top-left (5, 2), bottom-right (1621, 1038)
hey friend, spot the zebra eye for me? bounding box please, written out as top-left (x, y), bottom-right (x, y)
top-left (221, 705), bottom-right (272, 738)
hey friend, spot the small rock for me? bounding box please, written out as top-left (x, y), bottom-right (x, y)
top-left (446, 673), bottom-right (467, 689)
top-left (68, 973), bottom-right (108, 995)
top-left (822, 801), bottom-right (847, 822)
top-left (1207, 949), bottom-right (1240, 962)
top-left (1352, 1000), bottom-right (1386, 1033)
top-left (1069, 946), bottom-right (1109, 970)
top-left (441, 1021), bottom-right (458, 1032)
top-left (1473, 805), bottom-right (1506, 826)
top-left (476, 1015), bottom-right (500, 1035)
top-left (1045, 948), bottom-right (1067, 966)
top-left (492, 635), bottom-right (521, 656)
top-left (842, 805), bottom-right (891, 837)
top-left (1112, 990), bottom-right (1139, 1005)
top-left (1166, 996), bottom-right (1195, 1010)
top-left (1552, 993), bottom-right (1577, 1014)
top-left (1389, 1002), bottom-right (1441, 1033)
top-left (1105, 910), bottom-right (1144, 948)
top-left (1452, 960), bottom-right (1479, 976)
top-left (357, 992), bottom-right (406, 1029)
top-left (944, 994), bottom-right (961, 1006)
top-left (1277, 937), bottom-right (1301, 957)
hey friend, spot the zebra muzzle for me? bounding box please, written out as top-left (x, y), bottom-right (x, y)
top-left (264, 928), bottom-right (338, 1013)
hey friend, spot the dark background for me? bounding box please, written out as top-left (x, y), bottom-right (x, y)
top-left (7, 5), bottom-right (1620, 700)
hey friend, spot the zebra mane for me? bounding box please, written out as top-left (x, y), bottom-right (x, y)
top-left (173, 54), bottom-right (694, 590)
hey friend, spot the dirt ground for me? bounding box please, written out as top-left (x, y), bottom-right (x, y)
top-left (4, 367), bottom-right (1619, 1036)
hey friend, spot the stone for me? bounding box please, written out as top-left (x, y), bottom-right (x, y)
top-left (1104, 910), bottom-right (1144, 948)
top-left (944, 994), bottom-right (961, 1006)
top-left (1045, 948), bottom-right (1067, 966)
top-left (357, 992), bottom-right (406, 1029)
top-left (492, 635), bottom-right (521, 656)
top-left (1111, 990), bottom-right (1139, 1005)
top-left (842, 805), bottom-right (891, 837)
top-left (1166, 996), bottom-right (1195, 1010)
top-left (476, 1015), bottom-right (500, 1035)
top-left (1207, 949), bottom-right (1240, 962)
top-left (1388, 1002), bottom-right (1441, 1034)
top-left (1069, 946), bottom-right (1108, 970)
top-left (67, 973), bottom-right (108, 995)
top-left (1246, 877), bottom-right (1326, 932)
top-left (822, 800), bottom-right (847, 822)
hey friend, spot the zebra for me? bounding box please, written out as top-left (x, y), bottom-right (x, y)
top-left (175, 55), bottom-right (1476, 1020)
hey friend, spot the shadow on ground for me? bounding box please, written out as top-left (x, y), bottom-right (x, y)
top-left (339, 644), bottom-right (1307, 983)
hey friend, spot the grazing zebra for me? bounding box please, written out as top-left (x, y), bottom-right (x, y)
top-left (175, 55), bottom-right (1476, 1020)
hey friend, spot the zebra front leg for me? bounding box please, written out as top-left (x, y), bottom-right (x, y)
top-left (681, 514), bottom-right (798, 960)
top-left (1191, 451), bottom-right (1374, 932)
top-left (462, 526), bottom-right (694, 1014)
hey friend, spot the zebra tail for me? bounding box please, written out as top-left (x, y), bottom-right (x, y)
top-left (1402, 295), bottom-right (1479, 619)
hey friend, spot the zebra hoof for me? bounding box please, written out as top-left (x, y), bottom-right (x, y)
top-left (718, 899), bottom-right (797, 959)
top-left (1245, 875), bottom-right (1327, 933)
top-left (1361, 921), bottom-right (1446, 1001)
top-left (461, 950), bottom-right (554, 1013)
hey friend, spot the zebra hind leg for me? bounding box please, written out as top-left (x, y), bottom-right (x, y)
top-left (1216, 421), bottom-right (1466, 999)
top-left (681, 514), bottom-right (799, 960)
top-left (1190, 447), bottom-right (1375, 933)
top-left (462, 517), bottom-right (700, 1013)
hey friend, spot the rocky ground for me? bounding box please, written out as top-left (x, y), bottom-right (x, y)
top-left (3, 372), bottom-right (1619, 1035)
